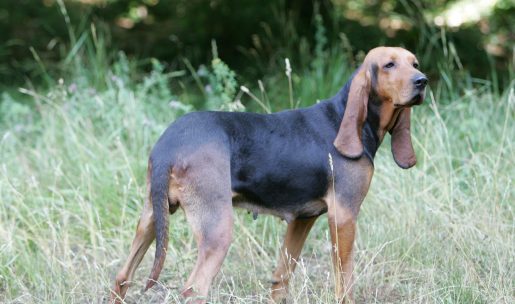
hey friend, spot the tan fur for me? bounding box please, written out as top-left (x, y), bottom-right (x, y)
top-left (328, 206), bottom-right (356, 304)
top-left (390, 108), bottom-right (417, 168)
top-left (111, 166), bottom-right (156, 303)
top-left (334, 46), bottom-right (422, 168)
top-left (269, 157), bottom-right (373, 303)
top-left (372, 48), bottom-right (418, 106)
top-left (325, 157), bottom-right (373, 303)
top-left (111, 145), bottom-right (233, 304)
top-left (334, 68), bottom-right (371, 157)
top-left (232, 193), bottom-right (326, 223)
top-left (270, 217), bottom-right (318, 302)
top-left (171, 144), bottom-right (233, 303)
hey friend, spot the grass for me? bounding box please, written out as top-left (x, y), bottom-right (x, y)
top-left (1, 21), bottom-right (514, 304)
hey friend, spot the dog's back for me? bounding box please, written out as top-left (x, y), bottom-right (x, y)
top-left (150, 100), bottom-right (363, 219)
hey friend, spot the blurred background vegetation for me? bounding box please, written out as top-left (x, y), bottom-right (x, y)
top-left (1, 0), bottom-right (513, 90)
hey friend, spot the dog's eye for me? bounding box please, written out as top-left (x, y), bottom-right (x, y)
top-left (384, 62), bottom-right (395, 69)
top-left (413, 62), bottom-right (419, 68)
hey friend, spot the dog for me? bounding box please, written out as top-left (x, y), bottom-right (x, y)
top-left (111, 46), bottom-right (427, 303)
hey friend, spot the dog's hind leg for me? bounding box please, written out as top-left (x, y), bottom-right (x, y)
top-left (111, 194), bottom-right (155, 303)
top-left (111, 165), bottom-right (178, 303)
top-left (180, 199), bottom-right (233, 303)
top-left (270, 216), bottom-right (318, 303)
top-left (177, 155), bottom-right (233, 303)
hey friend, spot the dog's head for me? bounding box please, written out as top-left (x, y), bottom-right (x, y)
top-left (333, 47), bottom-right (427, 169)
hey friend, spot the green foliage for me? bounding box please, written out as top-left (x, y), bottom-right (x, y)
top-left (1, 0), bottom-right (513, 87)
top-left (206, 57), bottom-right (242, 111)
top-left (0, 92), bottom-right (32, 126)
top-left (311, 5), bottom-right (328, 74)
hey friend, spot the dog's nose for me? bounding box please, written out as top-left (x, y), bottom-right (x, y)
top-left (413, 75), bottom-right (428, 89)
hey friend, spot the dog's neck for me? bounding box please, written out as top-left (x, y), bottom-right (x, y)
top-left (367, 90), bottom-right (403, 143)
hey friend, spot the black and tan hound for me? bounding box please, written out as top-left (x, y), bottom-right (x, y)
top-left (111, 46), bottom-right (427, 303)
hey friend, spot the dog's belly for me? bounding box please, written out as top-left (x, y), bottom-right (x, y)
top-left (232, 192), bottom-right (327, 222)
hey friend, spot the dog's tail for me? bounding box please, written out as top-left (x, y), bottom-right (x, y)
top-left (145, 157), bottom-right (171, 291)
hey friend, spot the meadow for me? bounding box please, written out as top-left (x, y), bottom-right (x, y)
top-left (1, 21), bottom-right (514, 304)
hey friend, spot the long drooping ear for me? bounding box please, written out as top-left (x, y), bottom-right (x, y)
top-left (390, 108), bottom-right (416, 169)
top-left (334, 68), bottom-right (371, 158)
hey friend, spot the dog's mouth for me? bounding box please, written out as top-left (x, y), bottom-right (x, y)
top-left (408, 92), bottom-right (425, 105)
top-left (394, 92), bottom-right (425, 108)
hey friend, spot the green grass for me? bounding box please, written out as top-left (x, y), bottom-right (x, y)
top-left (1, 33), bottom-right (514, 304)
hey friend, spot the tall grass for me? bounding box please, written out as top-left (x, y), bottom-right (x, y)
top-left (1, 12), bottom-right (514, 304)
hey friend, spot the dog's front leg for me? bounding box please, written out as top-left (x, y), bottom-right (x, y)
top-left (326, 190), bottom-right (361, 304)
